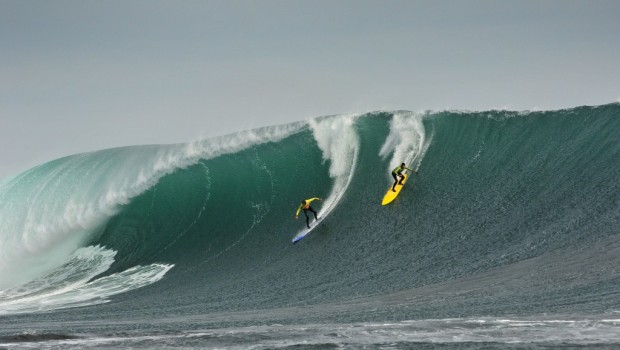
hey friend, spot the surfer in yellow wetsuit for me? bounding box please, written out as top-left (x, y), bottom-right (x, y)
top-left (295, 197), bottom-right (322, 229)
top-left (392, 163), bottom-right (416, 192)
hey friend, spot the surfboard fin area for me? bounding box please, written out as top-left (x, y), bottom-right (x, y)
top-left (292, 217), bottom-right (323, 243)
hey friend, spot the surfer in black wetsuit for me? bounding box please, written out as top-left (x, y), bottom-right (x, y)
top-left (392, 163), bottom-right (416, 192)
top-left (295, 197), bottom-right (322, 229)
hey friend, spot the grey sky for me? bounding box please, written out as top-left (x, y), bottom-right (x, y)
top-left (2, 0), bottom-right (619, 179)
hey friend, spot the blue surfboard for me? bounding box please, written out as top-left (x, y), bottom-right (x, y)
top-left (292, 217), bottom-right (323, 244)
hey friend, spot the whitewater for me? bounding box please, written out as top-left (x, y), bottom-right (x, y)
top-left (0, 104), bottom-right (619, 349)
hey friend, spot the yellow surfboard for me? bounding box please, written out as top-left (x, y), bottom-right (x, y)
top-left (382, 173), bottom-right (409, 205)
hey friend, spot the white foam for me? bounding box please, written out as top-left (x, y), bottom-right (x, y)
top-left (196, 318), bottom-right (620, 347)
top-left (34, 318), bottom-right (620, 349)
top-left (0, 245), bottom-right (172, 315)
top-left (307, 115), bottom-right (360, 220)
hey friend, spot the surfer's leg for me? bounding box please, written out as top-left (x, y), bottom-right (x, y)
top-left (391, 172), bottom-right (398, 191)
top-left (398, 174), bottom-right (405, 185)
top-left (309, 206), bottom-right (318, 220)
top-left (303, 210), bottom-right (311, 229)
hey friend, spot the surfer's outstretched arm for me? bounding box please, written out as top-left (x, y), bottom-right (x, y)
top-left (306, 197), bottom-right (321, 204)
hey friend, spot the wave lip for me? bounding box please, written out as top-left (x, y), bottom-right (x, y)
top-left (0, 122), bottom-right (303, 291)
top-left (0, 120), bottom-right (306, 314)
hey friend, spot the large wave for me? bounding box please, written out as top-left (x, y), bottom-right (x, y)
top-left (0, 121), bottom-right (306, 312)
top-left (1, 104), bottom-right (619, 317)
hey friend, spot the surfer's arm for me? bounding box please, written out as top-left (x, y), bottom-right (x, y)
top-left (295, 205), bottom-right (303, 218)
top-left (307, 197), bottom-right (321, 203)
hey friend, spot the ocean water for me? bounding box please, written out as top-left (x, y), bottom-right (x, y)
top-left (0, 104), bottom-right (619, 349)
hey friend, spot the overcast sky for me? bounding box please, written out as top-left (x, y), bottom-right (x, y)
top-left (2, 0), bottom-right (619, 179)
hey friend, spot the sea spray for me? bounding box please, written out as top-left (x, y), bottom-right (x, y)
top-left (307, 115), bottom-right (360, 219)
top-left (379, 111), bottom-right (430, 179)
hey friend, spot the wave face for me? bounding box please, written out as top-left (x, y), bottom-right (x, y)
top-left (1, 105), bottom-right (619, 319)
